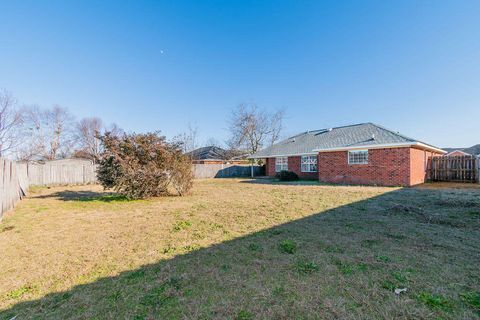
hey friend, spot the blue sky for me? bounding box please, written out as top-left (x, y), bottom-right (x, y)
top-left (1, 0), bottom-right (479, 147)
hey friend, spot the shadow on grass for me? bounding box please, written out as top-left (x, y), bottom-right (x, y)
top-left (2, 187), bottom-right (479, 319)
top-left (31, 190), bottom-right (130, 202)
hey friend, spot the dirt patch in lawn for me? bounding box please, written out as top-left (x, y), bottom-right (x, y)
top-left (0, 179), bottom-right (479, 319)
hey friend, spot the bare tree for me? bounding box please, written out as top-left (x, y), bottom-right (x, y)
top-left (174, 123), bottom-right (199, 153)
top-left (75, 117), bottom-right (104, 163)
top-left (0, 90), bottom-right (23, 157)
top-left (228, 103), bottom-right (285, 154)
top-left (46, 105), bottom-right (75, 160)
top-left (107, 122), bottom-right (124, 138)
top-left (205, 137), bottom-right (223, 148)
top-left (20, 105), bottom-right (75, 160)
top-left (17, 105), bottom-right (46, 160)
top-left (268, 108), bottom-right (285, 147)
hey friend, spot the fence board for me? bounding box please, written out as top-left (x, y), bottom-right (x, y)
top-left (0, 159), bottom-right (23, 220)
top-left (428, 155), bottom-right (478, 182)
top-left (0, 159), bottom-right (98, 220)
top-left (193, 164), bottom-right (263, 179)
top-left (477, 156), bottom-right (480, 183)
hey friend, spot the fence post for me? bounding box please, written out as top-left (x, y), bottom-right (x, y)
top-left (477, 156), bottom-right (480, 183)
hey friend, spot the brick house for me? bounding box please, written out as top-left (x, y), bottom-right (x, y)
top-left (249, 123), bottom-right (445, 186)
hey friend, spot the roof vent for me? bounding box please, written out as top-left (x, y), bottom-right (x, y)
top-left (328, 128), bottom-right (333, 132)
top-left (372, 133), bottom-right (375, 140)
top-left (291, 138), bottom-right (296, 142)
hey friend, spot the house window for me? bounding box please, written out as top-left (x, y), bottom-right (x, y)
top-left (301, 155), bottom-right (317, 172)
top-left (275, 157), bottom-right (288, 172)
top-left (348, 150), bottom-right (369, 164)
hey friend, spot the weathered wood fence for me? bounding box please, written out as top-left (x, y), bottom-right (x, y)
top-left (192, 164), bottom-right (264, 179)
top-left (428, 155), bottom-right (479, 182)
top-left (0, 159), bottom-right (98, 220)
top-left (0, 159), bottom-right (264, 219)
top-left (0, 159), bottom-right (23, 220)
top-left (16, 160), bottom-right (98, 186)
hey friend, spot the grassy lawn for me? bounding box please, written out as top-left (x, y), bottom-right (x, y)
top-left (0, 179), bottom-right (479, 319)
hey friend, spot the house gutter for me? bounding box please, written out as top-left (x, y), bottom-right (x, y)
top-left (313, 142), bottom-right (447, 153)
top-left (313, 142), bottom-right (446, 154)
top-left (249, 142), bottom-right (446, 159)
top-left (248, 152), bottom-right (317, 159)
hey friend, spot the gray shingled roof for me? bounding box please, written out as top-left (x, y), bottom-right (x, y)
top-left (249, 123), bottom-right (443, 158)
top-left (187, 146), bottom-right (228, 160)
top-left (187, 146), bottom-right (249, 160)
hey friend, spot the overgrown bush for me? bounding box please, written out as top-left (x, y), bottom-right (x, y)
top-left (276, 170), bottom-right (299, 181)
top-left (97, 132), bottom-right (193, 199)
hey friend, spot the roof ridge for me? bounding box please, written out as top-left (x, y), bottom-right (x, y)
top-left (287, 123), bottom-right (368, 139)
top-left (286, 131), bottom-right (309, 139)
top-left (316, 122), bottom-right (368, 132)
top-left (367, 122), bottom-right (416, 142)
top-left (328, 122), bottom-right (367, 130)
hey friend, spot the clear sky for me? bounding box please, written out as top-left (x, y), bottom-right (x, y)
top-left (1, 0), bottom-right (479, 147)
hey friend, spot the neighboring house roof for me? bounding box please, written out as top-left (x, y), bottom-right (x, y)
top-left (445, 150), bottom-right (470, 156)
top-left (187, 146), bottom-right (249, 161)
top-left (443, 144), bottom-right (480, 156)
top-left (188, 146), bottom-right (226, 161)
top-left (249, 123), bottom-right (445, 158)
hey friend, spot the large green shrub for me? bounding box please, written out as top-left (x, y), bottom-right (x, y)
top-left (97, 132), bottom-right (193, 199)
top-left (276, 170), bottom-right (299, 181)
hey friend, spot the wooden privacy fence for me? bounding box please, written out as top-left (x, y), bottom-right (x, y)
top-left (16, 160), bottom-right (98, 186)
top-left (428, 155), bottom-right (479, 182)
top-left (0, 158), bottom-right (98, 220)
top-left (192, 164), bottom-right (264, 179)
top-left (0, 159), bottom-right (23, 220)
top-left (1, 159), bottom-right (264, 219)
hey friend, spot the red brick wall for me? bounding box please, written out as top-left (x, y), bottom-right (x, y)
top-left (288, 156), bottom-right (319, 180)
top-left (266, 158), bottom-right (276, 177)
top-left (410, 148), bottom-right (443, 184)
top-left (318, 148), bottom-right (411, 186)
top-left (410, 148), bottom-right (427, 185)
top-left (265, 156), bottom-right (318, 179)
top-left (266, 148), bottom-right (442, 186)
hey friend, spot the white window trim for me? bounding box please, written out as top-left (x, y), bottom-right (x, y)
top-left (348, 150), bottom-right (369, 165)
top-left (301, 155), bottom-right (317, 172)
top-left (275, 156), bottom-right (288, 172)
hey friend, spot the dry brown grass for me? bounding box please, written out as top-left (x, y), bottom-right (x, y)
top-left (416, 182), bottom-right (480, 190)
top-left (0, 179), bottom-right (479, 319)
